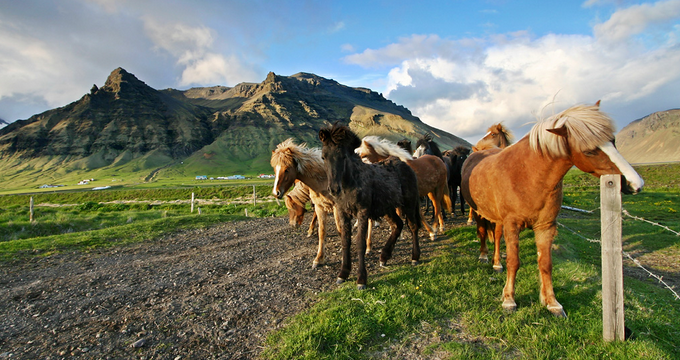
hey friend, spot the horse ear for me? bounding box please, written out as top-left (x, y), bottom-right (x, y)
top-left (595, 100), bottom-right (601, 108)
top-left (319, 129), bottom-right (329, 143)
top-left (472, 145), bottom-right (479, 152)
top-left (546, 126), bottom-right (569, 138)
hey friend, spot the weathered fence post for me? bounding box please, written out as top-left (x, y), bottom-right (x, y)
top-left (191, 192), bottom-right (195, 213)
top-left (253, 185), bottom-right (256, 206)
top-left (29, 197), bottom-right (34, 222)
top-left (601, 174), bottom-right (625, 341)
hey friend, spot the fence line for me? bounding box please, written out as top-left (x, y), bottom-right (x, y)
top-left (557, 209), bottom-right (680, 301)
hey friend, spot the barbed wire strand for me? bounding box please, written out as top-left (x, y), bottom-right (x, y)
top-left (557, 218), bottom-right (680, 301)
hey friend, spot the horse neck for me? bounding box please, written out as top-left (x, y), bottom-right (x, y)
top-left (514, 137), bottom-right (574, 187)
top-left (296, 170), bottom-right (329, 196)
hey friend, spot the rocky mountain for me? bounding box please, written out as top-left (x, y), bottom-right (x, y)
top-left (0, 118), bottom-right (7, 130)
top-left (0, 68), bottom-right (469, 188)
top-left (616, 109), bottom-right (680, 164)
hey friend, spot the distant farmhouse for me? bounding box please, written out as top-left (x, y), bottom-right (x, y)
top-left (39, 184), bottom-right (65, 189)
top-left (195, 175), bottom-right (208, 180)
top-left (258, 174), bottom-right (275, 179)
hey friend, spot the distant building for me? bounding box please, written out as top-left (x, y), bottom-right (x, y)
top-left (39, 184), bottom-right (64, 189)
top-left (195, 175), bottom-right (208, 180)
top-left (226, 175), bottom-right (246, 180)
top-left (258, 174), bottom-right (275, 179)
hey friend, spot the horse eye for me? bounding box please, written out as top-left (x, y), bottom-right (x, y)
top-left (584, 150), bottom-right (599, 156)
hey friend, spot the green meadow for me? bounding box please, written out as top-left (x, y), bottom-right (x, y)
top-left (0, 164), bottom-right (679, 359)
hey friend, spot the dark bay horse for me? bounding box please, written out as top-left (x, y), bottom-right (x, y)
top-left (319, 124), bottom-right (421, 290)
top-left (461, 102), bottom-right (643, 317)
top-left (356, 136), bottom-right (452, 239)
top-left (271, 139), bottom-right (341, 269)
top-left (446, 146), bottom-right (471, 216)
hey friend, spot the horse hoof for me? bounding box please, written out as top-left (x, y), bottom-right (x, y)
top-left (336, 278), bottom-right (345, 285)
top-left (429, 233), bottom-right (436, 241)
top-left (478, 256), bottom-right (489, 263)
top-left (502, 299), bottom-right (517, 312)
top-left (365, 249), bottom-right (371, 255)
top-left (493, 264), bottom-right (503, 272)
top-left (547, 304), bottom-right (567, 318)
top-left (312, 262), bottom-right (319, 269)
top-left (379, 261), bottom-right (387, 267)
top-left (357, 284), bottom-right (366, 290)
top-left (467, 220), bottom-right (474, 226)
top-left (411, 260), bottom-right (419, 266)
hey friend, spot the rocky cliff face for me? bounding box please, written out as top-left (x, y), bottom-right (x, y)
top-left (617, 109), bottom-right (680, 164)
top-left (0, 68), bottom-right (470, 185)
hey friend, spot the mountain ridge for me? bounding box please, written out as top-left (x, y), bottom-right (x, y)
top-left (0, 68), bottom-right (470, 189)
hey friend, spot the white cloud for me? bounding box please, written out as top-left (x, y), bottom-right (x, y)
top-left (594, 0), bottom-right (680, 42)
top-left (179, 53), bottom-right (259, 86)
top-left (346, 1), bottom-right (680, 142)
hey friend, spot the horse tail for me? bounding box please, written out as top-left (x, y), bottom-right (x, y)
top-left (442, 185), bottom-right (453, 214)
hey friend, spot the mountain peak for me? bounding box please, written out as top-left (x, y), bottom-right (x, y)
top-left (102, 67), bottom-right (151, 95)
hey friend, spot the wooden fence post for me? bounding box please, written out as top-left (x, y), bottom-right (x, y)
top-left (29, 196), bottom-right (34, 223)
top-left (191, 192), bottom-right (195, 213)
top-left (253, 185), bottom-right (256, 206)
top-left (601, 174), bottom-right (625, 341)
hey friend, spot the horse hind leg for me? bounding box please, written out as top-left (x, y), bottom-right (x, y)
top-left (379, 210), bottom-right (403, 267)
top-left (307, 210), bottom-right (318, 237)
top-left (501, 223), bottom-right (521, 313)
top-left (492, 223), bottom-right (504, 272)
top-left (535, 226), bottom-right (566, 318)
top-left (476, 216), bottom-right (490, 263)
top-left (312, 209), bottom-right (327, 269)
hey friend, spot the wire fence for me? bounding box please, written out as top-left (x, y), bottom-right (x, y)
top-left (559, 205), bottom-right (680, 301)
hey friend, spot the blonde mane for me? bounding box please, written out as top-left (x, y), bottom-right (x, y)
top-left (529, 103), bottom-right (616, 158)
top-left (271, 138), bottom-right (326, 181)
top-left (356, 136), bottom-right (414, 162)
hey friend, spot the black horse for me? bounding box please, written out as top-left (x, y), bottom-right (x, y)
top-left (319, 123), bottom-right (421, 290)
top-left (446, 146), bottom-right (471, 215)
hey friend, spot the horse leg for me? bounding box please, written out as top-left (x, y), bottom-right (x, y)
top-left (419, 206), bottom-right (436, 240)
top-left (535, 225), bottom-right (566, 318)
top-left (307, 209), bottom-right (318, 237)
top-left (379, 210), bottom-right (403, 267)
top-left (427, 192), bottom-right (443, 234)
top-left (312, 209), bottom-right (327, 269)
top-left (406, 209), bottom-right (421, 265)
top-left (355, 212), bottom-right (370, 290)
top-left (458, 187), bottom-right (466, 216)
top-left (336, 213), bottom-right (353, 285)
top-left (492, 223), bottom-right (504, 272)
top-left (501, 223), bottom-right (521, 312)
top-left (467, 208), bottom-right (475, 225)
top-left (475, 215), bottom-right (489, 263)
top-left (366, 219), bottom-right (373, 255)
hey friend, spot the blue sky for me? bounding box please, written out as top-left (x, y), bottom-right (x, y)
top-left (1, 0), bottom-right (679, 143)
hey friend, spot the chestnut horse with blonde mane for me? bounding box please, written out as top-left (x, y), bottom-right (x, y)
top-left (271, 139), bottom-right (340, 269)
top-left (461, 102), bottom-right (643, 317)
top-left (356, 136), bottom-right (452, 239)
top-left (469, 122), bottom-right (514, 272)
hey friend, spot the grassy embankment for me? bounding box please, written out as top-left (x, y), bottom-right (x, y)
top-left (0, 183), bottom-right (283, 261)
top-left (261, 163), bottom-right (680, 359)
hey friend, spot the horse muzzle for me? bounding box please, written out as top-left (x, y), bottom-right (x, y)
top-left (621, 175), bottom-right (643, 195)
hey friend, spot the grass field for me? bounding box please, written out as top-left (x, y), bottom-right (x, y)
top-left (1, 164), bottom-right (678, 359)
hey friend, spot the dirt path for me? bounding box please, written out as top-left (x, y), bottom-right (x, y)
top-left (0, 213), bottom-right (467, 359)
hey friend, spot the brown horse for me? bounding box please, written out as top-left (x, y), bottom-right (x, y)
top-left (271, 139), bottom-right (341, 269)
top-left (461, 102), bottom-right (643, 317)
top-left (356, 136), bottom-right (452, 239)
top-left (469, 122), bottom-right (514, 272)
top-left (320, 124), bottom-right (421, 290)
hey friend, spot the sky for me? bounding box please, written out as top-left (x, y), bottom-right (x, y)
top-left (1, 0), bottom-right (679, 143)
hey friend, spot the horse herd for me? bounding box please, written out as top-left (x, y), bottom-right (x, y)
top-left (270, 101), bottom-right (644, 318)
